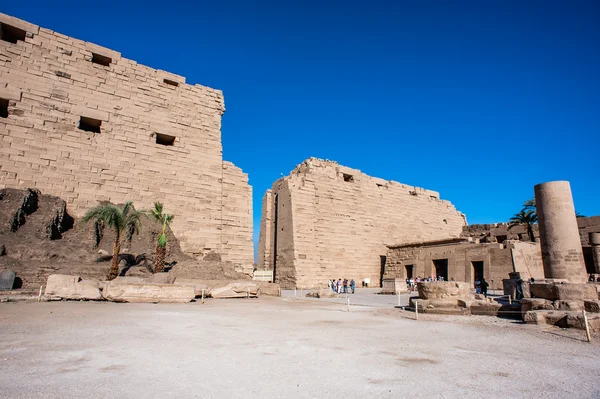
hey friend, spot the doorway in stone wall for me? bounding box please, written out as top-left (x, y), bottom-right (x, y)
top-left (379, 256), bottom-right (387, 287)
top-left (405, 264), bottom-right (414, 280)
top-left (432, 259), bottom-right (448, 281)
top-left (472, 261), bottom-right (484, 287)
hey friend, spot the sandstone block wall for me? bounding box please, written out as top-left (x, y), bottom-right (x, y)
top-left (258, 158), bottom-right (467, 288)
top-left (0, 13), bottom-right (253, 272)
top-left (385, 240), bottom-right (540, 290)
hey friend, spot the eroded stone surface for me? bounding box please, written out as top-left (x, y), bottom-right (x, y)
top-left (45, 274), bottom-right (102, 300)
top-left (211, 282), bottom-right (259, 298)
top-left (417, 281), bottom-right (471, 300)
top-left (102, 282), bottom-right (194, 303)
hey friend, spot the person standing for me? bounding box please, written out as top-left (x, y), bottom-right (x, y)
top-left (343, 279), bottom-right (348, 294)
top-left (337, 279), bottom-right (342, 294)
top-left (328, 279), bottom-right (332, 292)
top-left (350, 279), bottom-right (355, 294)
top-left (481, 278), bottom-right (489, 297)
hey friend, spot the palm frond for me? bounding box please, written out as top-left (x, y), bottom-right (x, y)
top-left (157, 232), bottom-right (168, 248)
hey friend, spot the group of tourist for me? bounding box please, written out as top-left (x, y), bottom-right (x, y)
top-left (405, 276), bottom-right (449, 290)
top-left (328, 278), bottom-right (355, 294)
top-left (474, 278), bottom-right (490, 296)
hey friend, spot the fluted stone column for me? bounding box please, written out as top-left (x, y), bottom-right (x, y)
top-left (534, 181), bottom-right (588, 283)
top-left (590, 233), bottom-right (600, 275)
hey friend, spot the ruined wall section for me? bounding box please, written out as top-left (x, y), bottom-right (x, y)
top-left (263, 158), bottom-right (466, 288)
top-left (257, 190), bottom-right (273, 269)
top-left (0, 13), bottom-right (253, 270)
top-left (221, 162), bottom-right (253, 274)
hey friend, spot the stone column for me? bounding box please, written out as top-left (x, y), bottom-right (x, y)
top-left (590, 233), bottom-right (600, 275)
top-left (534, 181), bottom-right (588, 283)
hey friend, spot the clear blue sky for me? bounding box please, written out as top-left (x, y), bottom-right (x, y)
top-left (3, 1), bottom-right (599, 253)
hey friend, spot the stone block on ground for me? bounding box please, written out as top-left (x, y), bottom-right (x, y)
top-left (0, 270), bottom-right (16, 290)
top-left (469, 300), bottom-right (502, 316)
top-left (530, 282), bottom-right (557, 300)
top-left (211, 282), bottom-right (259, 298)
top-left (306, 290), bottom-right (338, 298)
top-left (45, 274), bottom-right (103, 300)
top-left (520, 298), bottom-right (554, 313)
top-left (417, 281), bottom-right (471, 300)
top-left (554, 284), bottom-right (597, 300)
top-left (524, 310), bottom-right (548, 325)
top-left (173, 278), bottom-right (210, 297)
top-left (102, 282), bottom-right (194, 303)
top-left (255, 281), bottom-right (281, 296)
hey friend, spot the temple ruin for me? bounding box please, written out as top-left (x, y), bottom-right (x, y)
top-left (258, 158), bottom-right (467, 288)
top-left (0, 13), bottom-right (253, 273)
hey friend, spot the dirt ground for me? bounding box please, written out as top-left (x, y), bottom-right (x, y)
top-left (1, 298), bottom-right (599, 399)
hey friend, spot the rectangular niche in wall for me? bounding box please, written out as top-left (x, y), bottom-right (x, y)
top-left (156, 133), bottom-right (176, 146)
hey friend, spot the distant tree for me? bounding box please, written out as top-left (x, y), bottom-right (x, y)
top-left (82, 202), bottom-right (144, 280)
top-left (508, 209), bottom-right (538, 242)
top-left (150, 202), bottom-right (175, 273)
top-left (576, 211), bottom-right (586, 218)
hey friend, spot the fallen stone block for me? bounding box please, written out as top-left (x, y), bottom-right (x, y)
top-left (530, 282), bottom-right (557, 300)
top-left (469, 300), bottom-right (502, 316)
top-left (255, 281), bottom-right (281, 296)
top-left (211, 282), bottom-right (259, 298)
top-left (45, 274), bottom-right (103, 300)
top-left (520, 298), bottom-right (554, 313)
top-left (173, 278), bottom-right (211, 297)
top-left (524, 310), bottom-right (548, 325)
top-left (554, 284), bottom-right (597, 300)
top-left (102, 282), bottom-right (194, 303)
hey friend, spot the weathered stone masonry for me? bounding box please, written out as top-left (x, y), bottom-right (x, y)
top-left (0, 13), bottom-right (253, 273)
top-left (258, 158), bottom-right (467, 288)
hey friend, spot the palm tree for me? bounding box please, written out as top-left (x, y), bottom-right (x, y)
top-left (523, 198), bottom-right (536, 212)
top-left (82, 202), bottom-right (144, 280)
top-left (150, 202), bottom-right (174, 273)
top-left (508, 209), bottom-right (538, 242)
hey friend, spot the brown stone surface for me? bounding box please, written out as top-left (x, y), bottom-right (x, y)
top-left (173, 278), bottom-right (211, 297)
top-left (102, 282), bottom-right (195, 303)
top-left (469, 300), bottom-right (502, 316)
top-left (520, 298), bottom-right (554, 313)
top-left (258, 158), bottom-right (466, 288)
top-left (44, 274), bottom-right (102, 300)
top-left (210, 282), bottom-right (259, 298)
top-left (416, 281), bottom-right (471, 300)
top-left (0, 12), bottom-right (253, 273)
top-left (534, 181), bottom-right (587, 283)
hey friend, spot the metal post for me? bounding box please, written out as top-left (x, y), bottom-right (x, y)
top-left (38, 286), bottom-right (43, 302)
top-left (397, 292), bottom-right (401, 307)
top-left (294, 288), bottom-right (297, 298)
top-left (247, 288), bottom-right (250, 299)
top-left (583, 310), bottom-right (592, 342)
top-left (347, 296), bottom-right (350, 312)
top-left (278, 287), bottom-right (281, 297)
top-left (509, 296), bottom-right (512, 305)
top-left (201, 289), bottom-right (205, 304)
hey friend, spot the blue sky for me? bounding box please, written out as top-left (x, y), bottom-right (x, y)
top-left (2, 1), bottom-right (599, 253)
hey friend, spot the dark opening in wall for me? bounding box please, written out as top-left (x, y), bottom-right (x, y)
top-left (343, 173), bottom-right (354, 183)
top-left (163, 79), bottom-right (179, 87)
top-left (0, 99), bottom-right (8, 118)
top-left (0, 23), bottom-right (26, 44)
top-left (91, 53), bottom-right (112, 66)
top-left (78, 116), bottom-right (101, 133)
top-left (496, 235), bottom-right (507, 243)
top-left (156, 133), bottom-right (176, 146)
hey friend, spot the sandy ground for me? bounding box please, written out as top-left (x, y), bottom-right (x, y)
top-left (1, 297), bottom-right (599, 399)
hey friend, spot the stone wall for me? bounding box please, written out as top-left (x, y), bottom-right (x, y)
top-left (0, 13), bottom-right (253, 273)
top-left (385, 240), bottom-right (542, 290)
top-left (258, 158), bottom-right (467, 288)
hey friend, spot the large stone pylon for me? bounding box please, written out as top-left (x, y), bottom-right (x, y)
top-left (590, 233), bottom-right (600, 275)
top-left (534, 181), bottom-right (588, 283)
